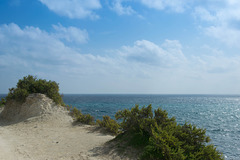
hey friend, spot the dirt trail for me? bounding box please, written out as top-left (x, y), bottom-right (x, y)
top-left (0, 116), bottom-right (116, 160)
top-left (0, 94), bottom-right (116, 160)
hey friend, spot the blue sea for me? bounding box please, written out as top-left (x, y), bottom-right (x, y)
top-left (1, 94), bottom-right (240, 159)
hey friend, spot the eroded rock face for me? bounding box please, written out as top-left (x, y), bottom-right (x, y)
top-left (0, 94), bottom-right (71, 123)
top-left (0, 99), bottom-right (22, 121)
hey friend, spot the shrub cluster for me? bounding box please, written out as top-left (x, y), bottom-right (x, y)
top-left (64, 104), bottom-right (73, 111)
top-left (97, 116), bottom-right (120, 135)
top-left (0, 98), bottom-right (6, 107)
top-left (71, 107), bottom-right (95, 125)
top-left (6, 75), bottom-right (64, 105)
top-left (115, 104), bottom-right (224, 160)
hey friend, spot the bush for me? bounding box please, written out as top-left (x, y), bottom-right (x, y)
top-left (0, 98), bottom-right (6, 107)
top-left (65, 104), bottom-right (73, 111)
top-left (70, 107), bottom-right (95, 125)
top-left (97, 116), bottom-right (120, 135)
top-left (6, 75), bottom-right (64, 105)
top-left (115, 104), bottom-right (224, 160)
top-left (7, 88), bottom-right (29, 103)
top-left (77, 114), bottom-right (95, 125)
top-left (71, 107), bottom-right (82, 119)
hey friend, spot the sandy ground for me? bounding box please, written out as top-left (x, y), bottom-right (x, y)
top-left (0, 115), bottom-right (117, 160)
top-left (0, 93), bottom-right (138, 160)
top-left (0, 106), bottom-right (137, 160)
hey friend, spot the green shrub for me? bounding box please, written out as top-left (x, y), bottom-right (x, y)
top-left (115, 104), bottom-right (154, 134)
top-left (115, 104), bottom-right (224, 160)
top-left (6, 75), bottom-right (64, 105)
top-left (97, 115), bottom-right (120, 135)
top-left (70, 107), bottom-right (95, 125)
top-left (7, 88), bottom-right (29, 103)
top-left (65, 104), bottom-right (73, 111)
top-left (0, 98), bottom-right (6, 107)
top-left (71, 107), bottom-right (82, 119)
top-left (77, 114), bottom-right (95, 125)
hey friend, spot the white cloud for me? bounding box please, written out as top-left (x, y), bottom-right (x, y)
top-left (205, 26), bottom-right (240, 47)
top-left (119, 39), bottom-right (186, 67)
top-left (0, 23), bottom-right (124, 88)
top-left (194, 0), bottom-right (240, 47)
top-left (140, 0), bottom-right (187, 12)
top-left (108, 0), bottom-right (187, 16)
top-left (1, 23), bottom-right (240, 93)
top-left (52, 24), bottom-right (88, 44)
top-left (194, 7), bottom-right (216, 22)
top-left (110, 0), bottom-right (136, 15)
top-left (39, 0), bottom-right (101, 19)
top-left (0, 23), bottom-right (93, 73)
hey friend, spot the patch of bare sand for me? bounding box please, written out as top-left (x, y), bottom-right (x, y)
top-left (0, 94), bottom-right (137, 160)
top-left (0, 119), bottom-right (115, 160)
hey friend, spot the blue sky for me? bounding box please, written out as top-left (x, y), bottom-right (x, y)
top-left (0, 0), bottom-right (240, 94)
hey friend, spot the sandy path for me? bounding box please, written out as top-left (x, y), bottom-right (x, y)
top-left (0, 94), bottom-right (127, 160)
top-left (0, 131), bottom-right (17, 160)
top-left (0, 94), bottom-right (137, 160)
top-left (0, 118), bottom-right (115, 160)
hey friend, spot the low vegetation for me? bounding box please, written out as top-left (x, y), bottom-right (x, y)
top-left (71, 107), bottom-right (95, 125)
top-left (6, 75), bottom-right (64, 105)
top-left (70, 104), bottom-right (223, 159)
top-left (114, 104), bottom-right (224, 160)
top-left (96, 116), bottom-right (120, 135)
top-left (64, 104), bottom-right (73, 111)
top-left (70, 107), bottom-right (120, 135)
top-left (0, 98), bottom-right (6, 107)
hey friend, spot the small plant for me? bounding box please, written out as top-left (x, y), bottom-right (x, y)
top-left (0, 98), bottom-right (6, 107)
top-left (77, 114), bottom-right (95, 125)
top-left (65, 104), bottom-right (73, 111)
top-left (70, 107), bottom-right (95, 125)
top-left (97, 115), bottom-right (120, 135)
top-left (71, 107), bottom-right (82, 119)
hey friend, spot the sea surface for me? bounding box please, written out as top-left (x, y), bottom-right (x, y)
top-left (1, 94), bottom-right (239, 159)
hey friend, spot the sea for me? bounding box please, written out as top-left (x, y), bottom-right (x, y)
top-left (1, 94), bottom-right (239, 159)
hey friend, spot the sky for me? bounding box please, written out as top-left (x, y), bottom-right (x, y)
top-left (0, 0), bottom-right (240, 94)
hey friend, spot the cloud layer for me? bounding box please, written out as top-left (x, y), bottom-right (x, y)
top-left (110, 0), bottom-right (136, 15)
top-left (194, 0), bottom-right (240, 47)
top-left (37, 0), bottom-right (240, 47)
top-left (39, 0), bottom-right (101, 19)
top-left (52, 24), bottom-right (88, 44)
top-left (1, 23), bottom-right (240, 93)
top-left (140, 0), bottom-right (187, 12)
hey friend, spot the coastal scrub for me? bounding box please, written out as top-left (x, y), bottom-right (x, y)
top-left (0, 98), bottom-right (6, 107)
top-left (97, 115), bottom-right (120, 135)
top-left (6, 75), bottom-right (64, 105)
top-left (115, 104), bottom-right (224, 160)
top-left (71, 107), bottom-right (95, 125)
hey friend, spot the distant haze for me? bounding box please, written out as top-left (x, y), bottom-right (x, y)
top-left (0, 0), bottom-right (240, 94)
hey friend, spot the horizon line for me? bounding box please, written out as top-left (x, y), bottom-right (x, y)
top-left (63, 93), bottom-right (240, 96)
top-left (1, 93), bottom-right (239, 96)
